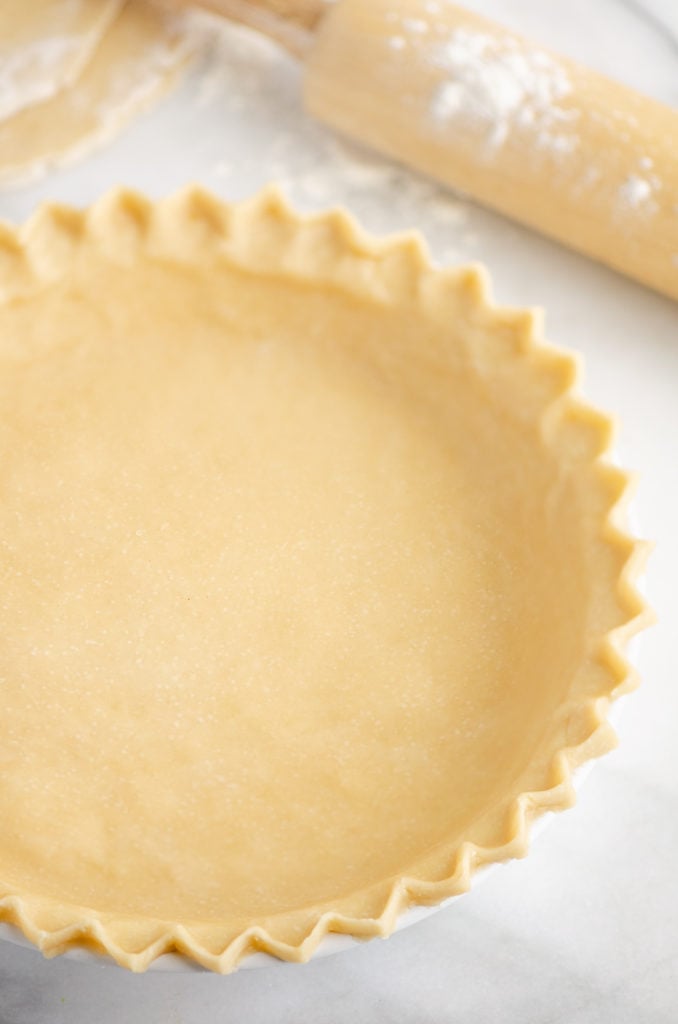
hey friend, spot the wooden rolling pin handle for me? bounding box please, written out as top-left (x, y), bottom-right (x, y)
top-left (178, 0), bottom-right (326, 55)
top-left (244, 0), bottom-right (326, 31)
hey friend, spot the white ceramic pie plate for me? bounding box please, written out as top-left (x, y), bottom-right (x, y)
top-left (0, 697), bottom-right (628, 972)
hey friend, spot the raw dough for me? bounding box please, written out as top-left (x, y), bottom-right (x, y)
top-left (0, 0), bottom-right (123, 121)
top-left (0, 2), bottom-right (195, 186)
top-left (0, 191), bottom-right (643, 971)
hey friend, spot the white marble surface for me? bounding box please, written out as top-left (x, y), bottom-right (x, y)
top-left (0, 0), bottom-right (677, 1020)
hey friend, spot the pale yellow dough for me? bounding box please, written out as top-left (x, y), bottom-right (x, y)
top-left (0, 190), bottom-right (646, 971)
top-left (0, 0), bottom-right (123, 120)
top-left (0, 3), bottom-right (193, 187)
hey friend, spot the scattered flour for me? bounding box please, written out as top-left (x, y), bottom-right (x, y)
top-left (427, 28), bottom-right (577, 156)
top-left (385, 13), bottom-right (667, 223)
top-left (181, 12), bottom-right (476, 263)
top-left (618, 173), bottom-right (660, 214)
top-left (619, 175), bottom-right (653, 206)
top-left (617, 156), bottom-right (662, 213)
top-left (402, 18), bottom-right (429, 35)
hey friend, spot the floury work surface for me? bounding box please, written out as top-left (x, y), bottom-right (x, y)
top-left (0, 0), bottom-right (677, 1021)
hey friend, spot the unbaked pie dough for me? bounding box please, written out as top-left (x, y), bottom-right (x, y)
top-left (0, 189), bottom-right (648, 971)
top-left (0, 0), bottom-right (123, 121)
top-left (0, 2), bottom-right (194, 186)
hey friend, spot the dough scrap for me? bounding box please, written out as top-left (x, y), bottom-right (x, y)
top-left (0, 2), bottom-right (195, 187)
top-left (0, 0), bottom-right (124, 121)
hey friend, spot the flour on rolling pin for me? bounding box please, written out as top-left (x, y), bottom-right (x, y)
top-left (401, 18), bottom-right (663, 215)
top-left (617, 165), bottom-right (661, 214)
top-left (306, 0), bottom-right (678, 300)
top-left (385, 8), bottom-right (667, 197)
top-left (391, 17), bottom-right (579, 158)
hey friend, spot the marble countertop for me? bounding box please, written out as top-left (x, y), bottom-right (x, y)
top-left (1, 0), bottom-right (677, 1021)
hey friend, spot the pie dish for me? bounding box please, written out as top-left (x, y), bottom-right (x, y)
top-left (0, 187), bottom-right (650, 973)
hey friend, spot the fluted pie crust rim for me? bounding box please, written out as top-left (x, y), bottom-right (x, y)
top-left (0, 187), bottom-right (651, 972)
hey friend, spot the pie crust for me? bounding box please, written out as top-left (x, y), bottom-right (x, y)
top-left (0, 188), bottom-right (650, 972)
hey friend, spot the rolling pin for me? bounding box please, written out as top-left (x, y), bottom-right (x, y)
top-left (178, 0), bottom-right (678, 301)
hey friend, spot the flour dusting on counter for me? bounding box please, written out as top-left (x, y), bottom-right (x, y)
top-left (185, 11), bottom-right (476, 259)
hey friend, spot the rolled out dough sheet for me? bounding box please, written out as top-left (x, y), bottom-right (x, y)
top-left (0, 2), bottom-right (195, 187)
top-left (0, 0), bottom-right (124, 121)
